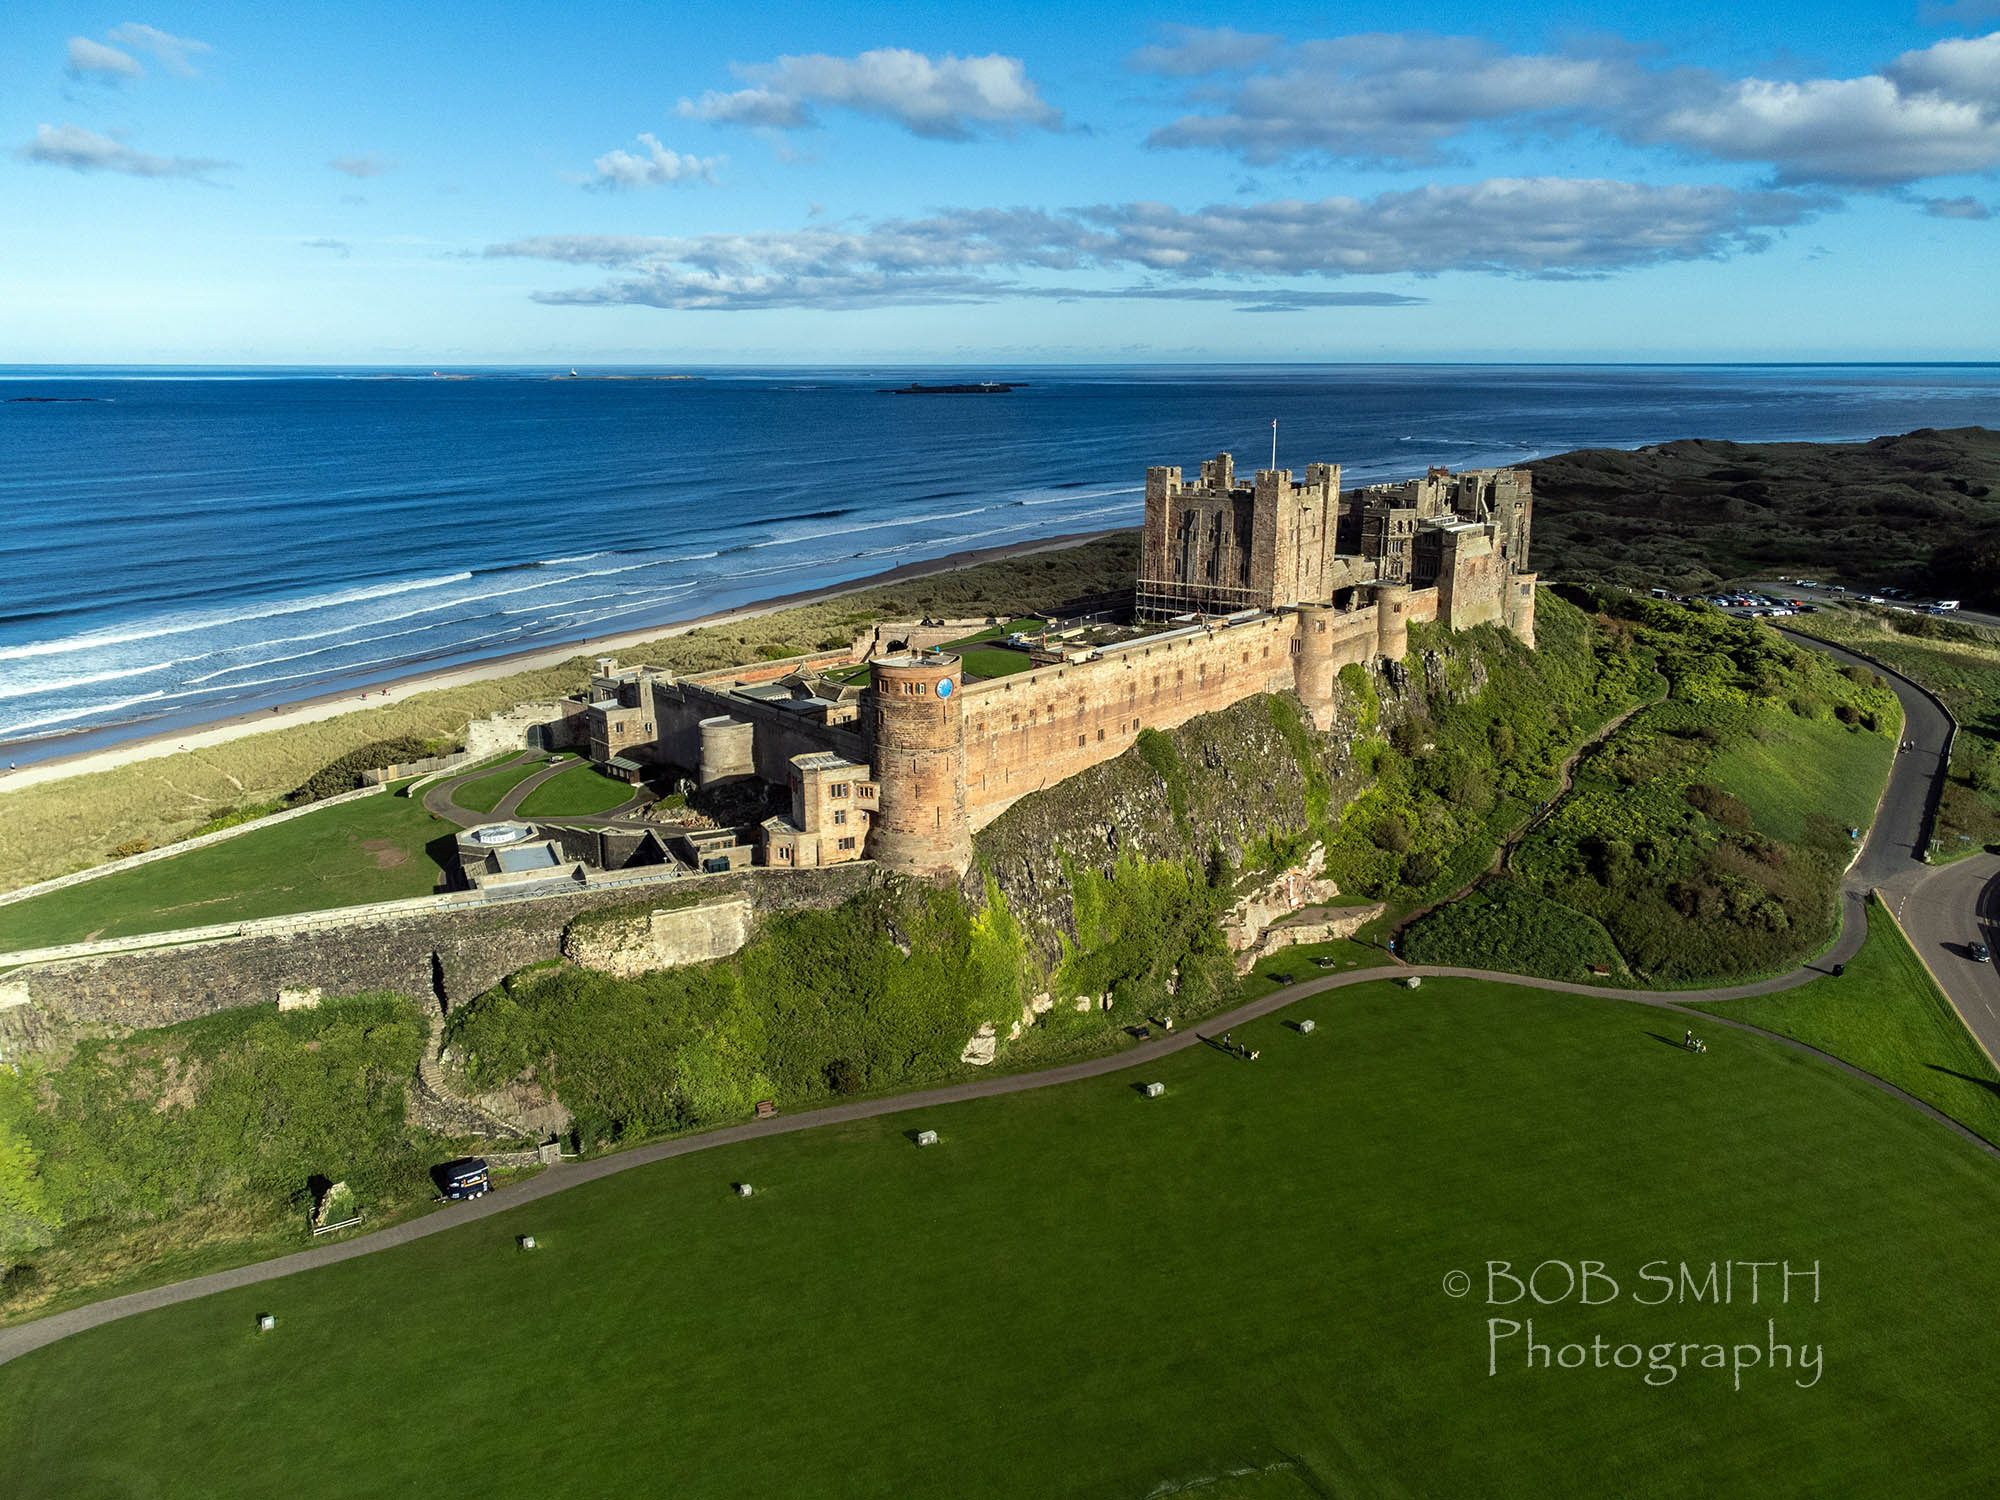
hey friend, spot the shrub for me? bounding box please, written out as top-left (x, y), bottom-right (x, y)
top-left (1685, 783), bottom-right (1752, 830)
top-left (288, 737), bottom-right (443, 804)
top-left (825, 1058), bottom-right (863, 1094)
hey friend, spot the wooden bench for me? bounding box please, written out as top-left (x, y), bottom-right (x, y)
top-left (755, 1099), bottom-right (778, 1120)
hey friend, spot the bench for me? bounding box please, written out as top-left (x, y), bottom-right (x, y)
top-left (755, 1099), bottom-right (777, 1120)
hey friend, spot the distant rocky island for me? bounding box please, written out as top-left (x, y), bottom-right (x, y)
top-left (882, 382), bottom-right (1026, 395)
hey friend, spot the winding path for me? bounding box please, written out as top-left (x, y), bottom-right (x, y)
top-left (0, 628), bottom-right (1980, 1369)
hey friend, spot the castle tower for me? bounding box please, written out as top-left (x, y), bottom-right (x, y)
top-left (1372, 582), bottom-right (1411, 662)
top-left (867, 654), bottom-right (969, 878)
top-left (1505, 574), bottom-right (1539, 649)
top-left (1293, 604), bottom-right (1342, 730)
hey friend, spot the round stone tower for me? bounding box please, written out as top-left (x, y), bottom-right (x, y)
top-left (698, 715), bottom-right (756, 786)
top-left (1372, 582), bottom-right (1411, 662)
top-left (868, 654), bottom-right (970, 878)
top-left (1293, 605), bottom-right (1341, 730)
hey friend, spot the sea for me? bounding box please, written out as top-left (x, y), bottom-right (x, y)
top-left (4, 363), bottom-right (1998, 765)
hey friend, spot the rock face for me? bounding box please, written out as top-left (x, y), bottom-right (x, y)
top-left (1219, 844), bottom-right (1386, 973)
top-left (563, 896), bottom-right (753, 977)
top-left (960, 1022), bottom-right (998, 1066)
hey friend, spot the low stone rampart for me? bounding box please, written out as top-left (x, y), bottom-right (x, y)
top-left (0, 864), bottom-right (876, 1057)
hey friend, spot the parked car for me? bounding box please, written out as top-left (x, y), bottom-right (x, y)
top-left (1972, 943), bottom-right (1992, 964)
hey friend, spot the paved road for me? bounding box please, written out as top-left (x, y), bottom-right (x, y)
top-left (421, 751), bottom-right (656, 829)
top-left (1879, 853), bottom-right (2000, 1067)
top-left (0, 626), bottom-right (1985, 1370)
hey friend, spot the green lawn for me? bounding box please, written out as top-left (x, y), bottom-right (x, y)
top-left (450, 754), bottom-right (559, 815)
top-left (514, 761), bottom-right (640, 817)
top-left (0, 794), bottom-right (452, 951)
top-left (958, 644), bottom-right (1036, 679)
top-left (1702, 709), bottom-right (1898, 845)
top-left (941, 616), bottom-right (1045, 649)
top-left (1702, 904), bottom-right (2000, 1146)
top-left (8, 978), bottom-right (2000, 1498)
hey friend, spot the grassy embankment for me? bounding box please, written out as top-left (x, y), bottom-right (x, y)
top-left (7, 978), bottom-right (2000, 1498)
top-left (1405, 591), bottom-right (1899, 984)
top-left (1781, 605), bottom-right (2000, 858)
top-left (1702, 901), bottom-right (2000, 1148)
top-left (0, 994), bottom-right (463, 1321)
top-left (0, 537), bottom-right (1137, 892)
top-left (0, 792), bottom-right (454, 952)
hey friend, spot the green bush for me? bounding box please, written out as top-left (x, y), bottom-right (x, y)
top-left (288, 737), bottom-right (444, 805)
top-left (1403, 879), bottom-right (1627, 981)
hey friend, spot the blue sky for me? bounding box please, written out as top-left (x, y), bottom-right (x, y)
top-left (4, 1), bottom-right (1998, 362)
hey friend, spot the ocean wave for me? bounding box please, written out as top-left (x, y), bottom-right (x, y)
top-left (0, 571), bottom-right (475, 662)
top-left (0, 658), bottom-right (184, 701)
top-left (0, 689), bottom-right (167, 741)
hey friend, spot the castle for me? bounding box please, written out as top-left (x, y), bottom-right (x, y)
top-left (563, 455), bottom-right (1536, 880)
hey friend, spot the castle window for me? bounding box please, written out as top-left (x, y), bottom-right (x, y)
top-left (833, 810), bottom-right (847, 826)
top-left (830, 782), bottom-right (849, 798)
top-left (838, 836), bottom-right (856, 851)
top-left (1078, 733), bottom-right (1086, 747)
top-left (1097, 728), bottom-right (1105, 741)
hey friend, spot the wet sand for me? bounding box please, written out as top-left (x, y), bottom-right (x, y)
top-left (0, 527), bottom-right (1129, 794)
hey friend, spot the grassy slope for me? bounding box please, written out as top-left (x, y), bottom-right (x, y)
top-left (0, 535), bottom-right (1139, 891)
top-left (1783, 607), bottom-right (2000, 854)
top-left (6, 980), bottom-right (1999, 1498)
top-left (1703, 907), bottom-right (2000, 1147)
top-left (0, 793), bottom-right (451, 951)
top-left (514, 761), bottom-right (638, 817)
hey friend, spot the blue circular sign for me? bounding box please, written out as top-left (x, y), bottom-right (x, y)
top-left (936, 678), bottom-right (954, 699)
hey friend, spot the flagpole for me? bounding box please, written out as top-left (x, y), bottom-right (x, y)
top-left (1271, 419), bottom-right (1277, 472)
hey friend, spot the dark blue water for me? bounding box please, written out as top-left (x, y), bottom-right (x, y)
top-left (4, 363), bottom-right (1998, 761)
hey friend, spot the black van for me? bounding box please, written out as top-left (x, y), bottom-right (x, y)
top-left (438, 1158), bottom-right (492, 1200)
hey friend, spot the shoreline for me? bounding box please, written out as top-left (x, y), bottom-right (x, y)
top-left (0, 527), bottom-right (1131, 794)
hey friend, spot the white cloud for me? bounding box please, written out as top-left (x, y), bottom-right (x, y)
top-left (15, 122), bottom-right (229, 180)
top-left (104, 23), bottom-right (211, 79)
top-left (1648, 71), bottom-right (2000, 186)
top-left (1128, 26), bottom-right (1279, 77)
top-left (679, 48), bottom-right (1062, 140)
top-left (483, 177), bottom-right (1823, 311)
top-left (65, 37), bottom-right (143, 81)
top-left (1142, 28), bottom-right (2000, 187)
top-left (301, 237), bottom-right (351, 257)
top-left (330, 154), bottom-right (391, 178)
top-left (589, 134), bottom-right (720, 188)
top-left (1142, 32), bottom-right (1623, 166)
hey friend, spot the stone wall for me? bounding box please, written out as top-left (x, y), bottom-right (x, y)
top-left (562, 896), bottom-right (755, 977)
top-left (1, 865), bottom-right (876, 1058)
top-left (960, 612), bottom-right (1297, 828)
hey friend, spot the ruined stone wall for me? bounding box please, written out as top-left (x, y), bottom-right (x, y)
top-left (1, 865), bottom-right (876, 1057)
top-left (961, 613), bottom-right (1297, 828)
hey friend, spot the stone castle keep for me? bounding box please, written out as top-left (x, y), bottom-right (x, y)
top-left (573, 454), bottom-right (1537, 879)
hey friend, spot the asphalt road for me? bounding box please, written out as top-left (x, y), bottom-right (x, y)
top-left (1879, 854), bottom-right (2000, 1067)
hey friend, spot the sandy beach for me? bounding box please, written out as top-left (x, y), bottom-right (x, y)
top-left (0, 526), bottom-right (1129, 794)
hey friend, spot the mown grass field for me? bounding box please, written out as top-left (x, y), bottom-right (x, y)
top-left (0, 793), bottom-right (451, 951)
top-left (514, 760), bottom-right (640, 817)
top-left (450, 753), bottom-right (563, 814)
top-left (6, 978), bottom-right (1999, 1499)
top-left (1704, 906), bottom-right (2000, 1148)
